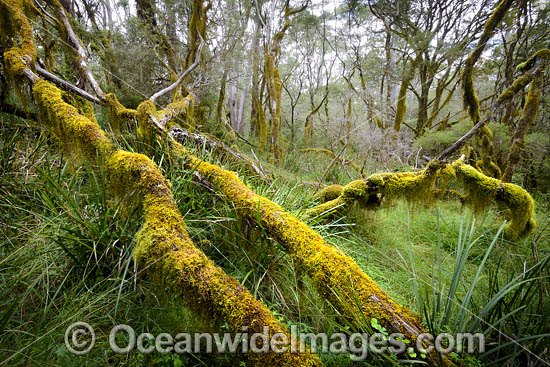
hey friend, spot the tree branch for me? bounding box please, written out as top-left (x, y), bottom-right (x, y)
top-left (36, 66), bottom-right (103, 105)
top-left (150, 33), bottom-right (205, 102)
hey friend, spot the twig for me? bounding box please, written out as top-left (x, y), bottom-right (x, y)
top-left (36, 66), bottom-right (103, 105)
top-left (150, 33), bottom-right (205, 102)
top-left (316, 143), bottom-right (349, 190)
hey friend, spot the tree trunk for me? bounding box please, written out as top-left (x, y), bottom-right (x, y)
top-left (502, 72), bottom-right (543, 182)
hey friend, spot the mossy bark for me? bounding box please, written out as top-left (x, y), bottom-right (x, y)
top-left (305, 159), bottom-right (536, 240)
top-left (29, 80), bottom-right (320, 367)
top-left (105, 93), bottom-right (137, 134)
top-left (393, 59), bottom-right (416, 132)
top-left (459, 0), bottom-right (514, 178)
top-left (502, 72), bottom-right (544, 182)
top-left (461, 0), bottom-right (514, 124)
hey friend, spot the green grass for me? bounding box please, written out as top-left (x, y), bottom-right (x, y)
top-left (1, 111), bottom-right (548, 366)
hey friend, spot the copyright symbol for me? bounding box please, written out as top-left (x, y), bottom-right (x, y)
top-left (64, 322), bottom-right (95, 355)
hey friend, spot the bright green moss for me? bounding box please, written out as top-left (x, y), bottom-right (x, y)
top-left (0, 0), bottom-right (37, 69)
top-left (32, 80), bottom-right (115, 161)
top-left (304, 197), bottom-right (347, 218)
top-left (178, 144), bottom-right (427, 345)
top-left (306, 159), bottom-right (535, 240)
top-left (61, 91), bottom-right (97, 124)
top-left (438, 164), bottom-right (456, 189)
top-left (31, 79), bottom-right (319, 366)
top-left (136, 100), bottom-right (158, 147)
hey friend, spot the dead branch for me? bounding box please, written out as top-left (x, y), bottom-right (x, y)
top-left (150, 33), bottom-right (205, 102)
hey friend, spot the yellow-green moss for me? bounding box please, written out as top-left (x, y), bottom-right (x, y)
top-left (31, 78), bottom-right (319, 366)
top-left (105, 93), bottom-right (137, 134)
top-left (0, 0), bottom-right (37, 68)
top-left (2, 1), bottom-right (37, 106)
top-left (393, 61), bottom-right (416, 132)
top-left (461, 0), bottom-right (514, 124)
top-left (313, 184), bottom-right (344, 203)
top-left (306, 159), bottom-right (535, 240)
top-left (461, 66), bottom-right (481, 123)
top-left (516, 49), bottom-right (550, 72)
top-left (179, 148), bottom-right (427, 344)
top-left (33, 80), bottom-right (115, 161)
top-left (136, 100), bottom-right (158, 147)
top-left (497, 73), bottom-right (536, 103)
top-left (452, 160), bottom-right (535, 239)
top-left (61, 91), bottom-right (97, 124)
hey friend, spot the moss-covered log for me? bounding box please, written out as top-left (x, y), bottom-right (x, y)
top-left (305, 159), bottom-right (536, 240)
top-left (2, 2), bottom-right (319, 358)
top-left (134, 114), bottom-right (448, 363)
top-left (30, 80), bottom-right (321, 367)
top-left (312, 184), bottom-right (344, 203)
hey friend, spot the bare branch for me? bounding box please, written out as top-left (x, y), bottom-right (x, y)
top-left (150, 33), bottom-right (205, 102)
top-left (36, 66), bottom-right (103, 105)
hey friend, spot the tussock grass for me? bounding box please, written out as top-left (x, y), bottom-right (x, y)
top-left (1, 111), bottom-right (548, 366)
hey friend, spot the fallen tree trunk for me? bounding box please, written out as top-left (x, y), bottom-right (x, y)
top-left (134, 104), bottom-right (454, 365)
top-left (2, 6), bottom-right (320, 365)
top-left (32, 79), bottom-right (321, 367)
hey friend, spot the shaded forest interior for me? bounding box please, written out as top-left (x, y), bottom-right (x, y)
top-left (0, 0), bottom-right (549, 366)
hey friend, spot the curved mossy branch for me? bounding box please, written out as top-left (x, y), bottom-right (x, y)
top-left (497, 72), bottom-right (535, 104)
top-left (516, 49), bottom-right (550, 72)
top-left (497, 54), bottom-right (547, 104)
top-left (460, 0), bottom-right (514, 123)
top-left (305, 159), bottom-right (536, 240)
top-left (134, 121), bottom-right (443, 363)
top-left (28, 80), bottom-right (321, 367)
top-left (451, 160), bottom-right (535, 239)
top-left (502, 69), bottom-right (544, 182)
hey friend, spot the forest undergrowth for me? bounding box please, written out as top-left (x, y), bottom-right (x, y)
top-left (1, 107), bottom-right (548, 367)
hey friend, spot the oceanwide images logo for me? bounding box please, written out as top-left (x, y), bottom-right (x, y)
top-left (64, 322), bottom-right (485, 360)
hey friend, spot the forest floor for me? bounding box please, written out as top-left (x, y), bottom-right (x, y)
top-left (1, 112), bottom-right (549, 367)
